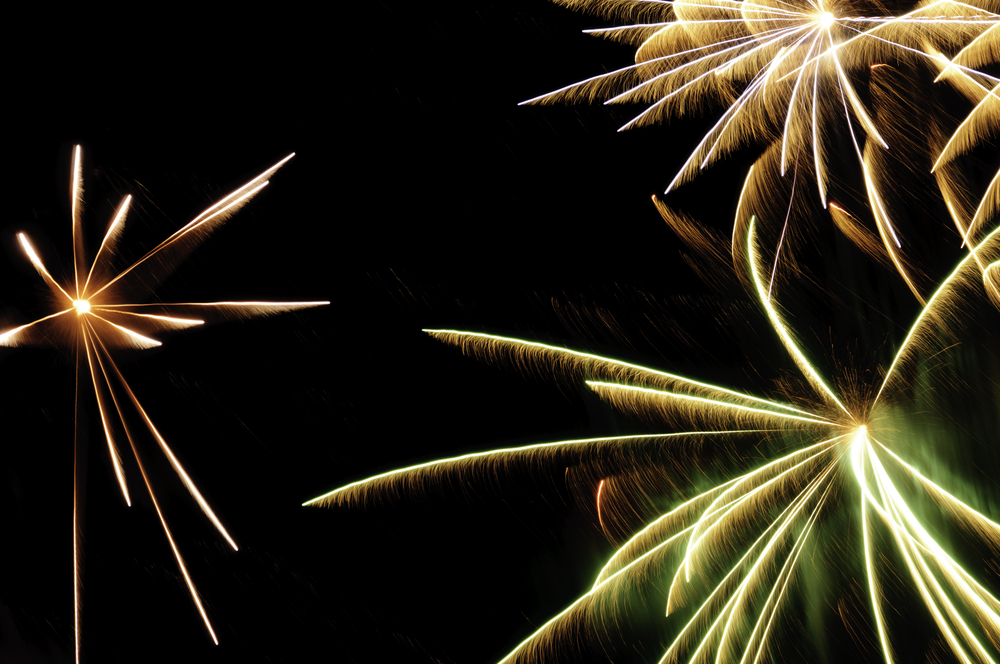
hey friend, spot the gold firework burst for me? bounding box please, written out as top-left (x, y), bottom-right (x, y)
top-left (522, 0), bottom-right (998, 304)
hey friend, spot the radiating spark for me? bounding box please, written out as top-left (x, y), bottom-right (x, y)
top-left (90, 328), bottom-right (238, 551)
top-left (876, 223), bottom-right (1000, 404)
top-left (17, 233), bottom-right (74, 303)
top-left (0, 309), bottom-right (72, 347)
top-left (82, 327), bottom-right (131, 506)
top-left (747, 216), bottom-right (851, 417)
top-left (0, 146), bottom-right (327, 657)
top-left (95, 309), bottom-right (204, 328)
top-left (302, 431), bottom-right (764, 507)
top-left (86, 324), bottom-right (220, 644)
top-left (88, 152), bottom-right (295, 300)
top-left (83, 194), bottom-right (130, 295)
top-left (88, 312), bottom-right (163, 348)
top-left (71, 144), bottom-right (84, 299)
top-left (422, 329), bottom-right (828, 420)
top-left (585, 380), bottom-right (839, 426)
top-left (72, 355), bottom-right (82, 664)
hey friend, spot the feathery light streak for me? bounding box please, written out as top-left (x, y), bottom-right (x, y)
top-left (0, 147), bottom-right (329, 662)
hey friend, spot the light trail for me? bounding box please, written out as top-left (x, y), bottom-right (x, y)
top-left (88, 328), bottom-right (238, 552)
top-left (423, 329), bottom-right (829, 420)
top-left (586, 381), bottom-right (839, 426)
top-left (82, 326), bottom-right (131, 506)
top-left (304, 431), bottom-right (767, 507)
top-left (17, 233), bottom-right (74, 303)
top-left (747, 217), bottom-right (852, 416)
top-left (876, 223), bottom-right (1000, 404)
top-left (88, 153), bottom-right (296, 299)
top-left (82, 194), bottom-right (130, 295)
top-left (87, 322), bottom-right (220, 644)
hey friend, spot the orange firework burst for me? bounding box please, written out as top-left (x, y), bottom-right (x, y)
top-left (0, 146), bottom-right (328, 663)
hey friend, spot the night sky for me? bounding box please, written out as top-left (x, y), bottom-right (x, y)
top-left (2, 3), bottom-right (998, 664)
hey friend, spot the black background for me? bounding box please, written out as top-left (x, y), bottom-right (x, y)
top-left (1, 3), bottom-right (994, 664)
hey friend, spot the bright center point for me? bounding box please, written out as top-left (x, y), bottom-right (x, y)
top-left (819, 11), bottom-right (835, 29)
top-left (850, 424), bottom-right (868, 451)
top-left (74, 299), bottom-right (91, 315)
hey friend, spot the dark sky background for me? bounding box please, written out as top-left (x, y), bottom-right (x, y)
top-left (1, 3), bottom-right (996, 664)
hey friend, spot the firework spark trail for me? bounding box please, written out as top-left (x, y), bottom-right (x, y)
top-left (82, 194), bottom-right (130, 295)
top-left (82, 329), bottom-right (131, 506)
top-left (596, 479), bottom-right (607, 532)
top-left (0, 146), bottom-right (329, 658)
top-left (302, 431), bottom-right (769, 508)
top-left (875, 223), bottom-right (1000, 404)
top-left (85, 323), bottom-right (220, 644)
top-left (587, 381), bottom-right (839, 426)
top-left (854, 433), bottom-right (1000, 664)
top-left (931, 77), bottom-right (1000, 251)
top-left (71, 144), bottom-right (85, 299)
top-left (489, 445), bottom-right (842, 664)
top-left (746, 217), bottom-right (851, 416)
top-left (420, 329), bottom-right (828, 419)
top-left (88, 326), bottom-right (238, 550)
top-left (87, 153), bottom-right (295, 300)
top-left (17, 233), bottom-right (75, 303)
top-left (673, 434), bottom-right (849, 585)
top-left (72, 353), bottom-right (83, 664)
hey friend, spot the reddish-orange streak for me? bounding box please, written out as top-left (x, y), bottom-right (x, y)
top-left (597, 479), bottom-right (606, 532)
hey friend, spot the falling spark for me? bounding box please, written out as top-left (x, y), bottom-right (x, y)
top-left (0, 147), bottom-right (329, 662)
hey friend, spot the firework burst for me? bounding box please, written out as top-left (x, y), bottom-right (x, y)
top-left (521, 0), bottom-right (998, 304)
top-left (312, 211), bottom-right (1000, 662)
top-left (0, 146), bottom-right (328, 662)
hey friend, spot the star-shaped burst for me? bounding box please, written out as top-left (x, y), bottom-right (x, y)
top-left (1, 146), bottom-right (327, 662)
